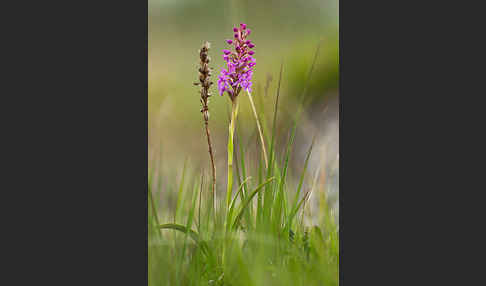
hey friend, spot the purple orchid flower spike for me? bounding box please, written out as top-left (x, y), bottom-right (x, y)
top-left (218, 23), bottom-right (256, 101)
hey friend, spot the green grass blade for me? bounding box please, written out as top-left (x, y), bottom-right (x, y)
top-left (256, 142), bottom-right (264, 229)
top-left (293, 135), bottom-right (316, 210)
top-left (233, 129), bottom-right (244, 202)
top-left (301, 40), bottom-right (322, 107)
top-left (186, 179), bottom-right (199, 235)
top-left (293, 40), bottom-right (323, 124)
top-left (284, 190), bottom-right (310, 233)
top-left (247, 90), bottom-right (268, 167)
top-left (236, 123), bottom-right (249, 201)
top-left (227, 176), bottom-right (252, 228)
top-left (158, 223), bottom-right (210, 256)
top-left (283, 135), bottom-right (316, 234)
top-left (177, 179), bottom-right (200, 277)
top-left (263, 62), bottom-right (283, 224)
top-left (236, 123), bottom-right (253, 227)
top-left (232, 177), bottom-right (275, 231)
top-left (148, 182), bottom-right (161, 237)
top-left (175, 159), bottom-right (188, 223)
top-left (273, 126), bottom-right (297, 230)
top-left (159, 223), bottom-right (199, 240)
top-left (197, 173), bottom-right (204, 232)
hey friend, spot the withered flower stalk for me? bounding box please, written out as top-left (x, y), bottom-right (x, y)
top-left (195, 41), bottom-right (217, 213)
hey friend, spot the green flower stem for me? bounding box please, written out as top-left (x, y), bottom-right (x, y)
top-left (226, 97), bottom-right (239, 211)
top-left (223, 97), bottom-right (239, 267)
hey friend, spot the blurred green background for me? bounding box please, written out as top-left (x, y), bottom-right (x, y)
top-left (149, 0), bottom-right (339, 218)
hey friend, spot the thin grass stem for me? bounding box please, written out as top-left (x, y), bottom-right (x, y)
top-left (247, 91), bottom-right (268, 167)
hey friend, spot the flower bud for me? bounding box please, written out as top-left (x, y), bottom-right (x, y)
top-left (226, 39), bottom-right (233, 44)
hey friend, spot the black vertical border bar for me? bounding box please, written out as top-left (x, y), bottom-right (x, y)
top-left (4, 0), bottom-right (150, 284)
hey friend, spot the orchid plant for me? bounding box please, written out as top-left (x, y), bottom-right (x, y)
top-left (218, 23), bottom-right (262, 211)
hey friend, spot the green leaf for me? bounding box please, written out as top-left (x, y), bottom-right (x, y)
top-left (232, 177), bottom-right (275, 230)
top-left (158, 223), bottom-right (210, 256)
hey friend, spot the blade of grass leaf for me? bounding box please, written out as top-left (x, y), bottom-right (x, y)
top-left (197, 173), bottom-right (204, 232)
top-left (247, 90), bottom-right (268, 167)
top-left (294, 40), bottom-right (323, 123)
top-left (263, 62), bottom-right (283, 224)
top-left (179, 179), bottom-right (201, 276)
top-left (175, 159), bottom-right (188, 223)
top-left (159, 223), bottom-right (201, 243)
top-left (158, 223), bottom-right (210, 256)
top-left (234, 129), bottom-right (243, 198)
top-left (274, 125), bottom-right (297, 230)
top-left (293, 135), bottom-right (316, 212)
top-left (232, 177), bottom-right (275, 231)
top-left (284, 190), bottom-right (310, 233)
top-left (227, 176), bottom-right (252, 229)
top-left (149, 183), bottom-right (161, 237)
top-left (238, 129), bottom-right (253, 228)
top-left (257, 138), bottom-right (264, 229)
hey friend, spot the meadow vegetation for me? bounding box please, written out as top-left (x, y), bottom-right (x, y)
top-left (148, 37), bottom-right (339, 285)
